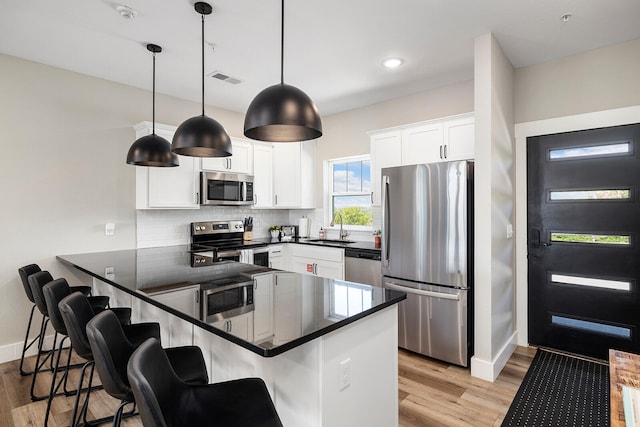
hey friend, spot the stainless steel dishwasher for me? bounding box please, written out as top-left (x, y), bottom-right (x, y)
top-left (344, 248), bottom-right (382, 287)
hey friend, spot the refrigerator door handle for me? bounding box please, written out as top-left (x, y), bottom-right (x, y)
top-left (384, 282), bottom-right (460, 301)
top-left (382, 175), bottom-right (391, 267)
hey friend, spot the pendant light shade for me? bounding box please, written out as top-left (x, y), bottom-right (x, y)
top-left (244, 0), bottom-right (322, 142)
top-left (127, 44), bottom-right (179, 167)
top-left (172, 2), bottom-right (232, 157)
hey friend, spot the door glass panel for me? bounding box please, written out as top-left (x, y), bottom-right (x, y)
top-left (550, 232), bottom-right (630, 245)
top-left (551, 273), bottom-right (631, 291)
top-left (549, 189), bottom-right (630, 201)
top-left (549, 142), bottom-right (630, 160)
top-left (551, 315), bottom-right (631, 339)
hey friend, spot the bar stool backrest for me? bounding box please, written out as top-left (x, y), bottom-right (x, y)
top-left (18, 264), bottom-right (41, 303)
top-left (28, 271), bottom-right (55, 316)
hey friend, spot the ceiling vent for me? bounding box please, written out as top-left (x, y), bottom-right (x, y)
top-left (209, 71), bottom-right (242, 85)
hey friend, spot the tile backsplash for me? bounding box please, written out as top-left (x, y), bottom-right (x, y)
top-left (137, 207), bottom-right (382, 248)
top-left (136, 208), bottom-right (290, 248)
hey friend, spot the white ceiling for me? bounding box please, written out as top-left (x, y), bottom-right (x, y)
top-left (1, 0), bottom-right (639, 116)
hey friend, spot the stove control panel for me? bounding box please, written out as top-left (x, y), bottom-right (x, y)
top-left (192, 220), bottom-right (244, 236)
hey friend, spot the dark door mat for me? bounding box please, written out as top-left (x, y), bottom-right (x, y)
top-left (502, 349), bottom-right (609, 426)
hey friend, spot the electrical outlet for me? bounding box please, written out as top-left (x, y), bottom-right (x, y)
top-left (105, 266), bottom-right (115, 280)
top-left (506, 223), bottom-right (513, 239)
top-left (105, 223), bottom-right (115, 236)
top-left (339, 358), bottom-right (351, 390)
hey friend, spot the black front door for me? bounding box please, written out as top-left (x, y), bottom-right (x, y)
top-left (527, 123), bottom-right (640, 360)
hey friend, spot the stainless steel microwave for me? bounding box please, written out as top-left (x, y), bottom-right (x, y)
top-left (201, 171), bottom-right (254, 206)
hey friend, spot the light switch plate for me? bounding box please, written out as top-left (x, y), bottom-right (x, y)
top-left (506, 223), bottom-right (513, 239)
top-left (105, 223), bottom-right (115, 236)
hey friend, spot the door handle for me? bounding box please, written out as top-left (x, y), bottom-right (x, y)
top-left (384, 282), bottom-right (460, 301)
top-left (529, 228), bottom-right (552, 248)
top-left (382, 175), bottom-right (391, 267)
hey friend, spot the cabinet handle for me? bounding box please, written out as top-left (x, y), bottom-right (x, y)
top-left (228, 320), bottom-right (232, 333)
top-left (195, 192), bottom-right (199, 204)
top-left (195, 291), bottom-right (199, 305)
top-left (254, 278), bottom-right (257, 290)
top-left (275, 194), bottom-right (278, 206)
top-left (439, 145), bottom-right (443, 159)
top-left (254, 194), bottom-right (258, 205)
top-left (444, 145), bottom-right (447, 159)
top-left (371, 192), bottom-right (373, 204)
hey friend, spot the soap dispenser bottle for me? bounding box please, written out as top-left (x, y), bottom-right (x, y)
top-left (319, 227), bottom-right (326, 239)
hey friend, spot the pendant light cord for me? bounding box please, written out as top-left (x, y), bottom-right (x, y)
top-left (201, 13), bottom-right (205, 116)
top-left (280, 0), bottom-right (284, 85)
top-left (152, 51), bottom-right (156, 135)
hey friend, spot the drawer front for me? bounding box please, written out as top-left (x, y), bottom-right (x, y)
top-left (293, 244), bottom-right (344, 262)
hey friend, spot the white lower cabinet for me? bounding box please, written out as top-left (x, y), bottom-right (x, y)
top-left (211, 312), bottom-right (254, 341)
top-left (268, 244), bottom-right (288, 270)
top-left (252, 274), bottom-right (273, 343)
top-left (272, 272), bottom-right (301, 345)
top-left (290, 244), bottom-right (344, 280)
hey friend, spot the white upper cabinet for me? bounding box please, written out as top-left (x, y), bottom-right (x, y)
top-left (134, 122), bottom-right (200, 209)
top-left (369, 114), bottom-right (474, 206)
top-left (442, 116), bottom-right (475, 161)
top-left (201, 138), bottom-right (253, 174)
top-left (401, 122), bottom-right (444, 165)
top-left (370, 130), bottom-right (402, 206)
top-left (252, 142), bottom-right (274, 209)
top-left (272, 141), bottom-right (316, 209)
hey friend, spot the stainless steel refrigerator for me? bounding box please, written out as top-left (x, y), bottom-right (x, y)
top-left (381, 160), bottom-right (473, 366)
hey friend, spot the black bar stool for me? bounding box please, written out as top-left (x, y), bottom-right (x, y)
top-left (19, 266), bottom-right (93, 378)
top-left (86, 309), bottom-right (209, 426)
top-left (41, 281), bottom-right (128, 427)
top-left (17, 264), bottom-right (43, 376)
top-left (128, 338), bottom-right (283, 427)
top-left (58, 291), bottom-right (158, 427)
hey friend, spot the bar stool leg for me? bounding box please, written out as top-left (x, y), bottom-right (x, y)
top-left (30, 322), bottom-right (58, 401)
top-left (44, 337), bottom-right (69, 427)
top-left (19, 305), bottom-right (39, 376)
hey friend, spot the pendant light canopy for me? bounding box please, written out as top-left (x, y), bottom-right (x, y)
top-left (243, 0), bottom-right (322, 142)
top-left (127, 44), bottom-right (179, 167)
top-left (172, 2), bottom-right (232, 157)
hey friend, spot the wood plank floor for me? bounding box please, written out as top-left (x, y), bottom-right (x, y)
top-left (1, 346), bottom-right (536, 426)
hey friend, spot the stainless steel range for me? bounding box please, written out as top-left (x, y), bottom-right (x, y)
top-left (190, 220), bottom-right (269, 267)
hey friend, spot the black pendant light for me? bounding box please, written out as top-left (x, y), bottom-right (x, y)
top-left (243, 0), bottom-right (322, 142)
top-left (172, 2), bottom-right (232, 157)
top-left (126, 44), bottom-right (179, 167)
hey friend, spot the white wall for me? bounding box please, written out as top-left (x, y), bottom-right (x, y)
top-left (515, 38), bottom-right (640, 124)
top-left (471, 33), bottom-right (516, 381)
top-left (0, 53), bottom-right (244, 355)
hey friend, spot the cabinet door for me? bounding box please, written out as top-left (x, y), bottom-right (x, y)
top-left (201, 138), bottom-right (253, 174)
top-left (315, 259), bottom-right (344, 280)
top-left (253, 275), bottom-right (273, 343)
top-left (211, 312), bottom-right (253, 341)
top-left (443, 116), bottom-right (474, 161)
top-left (401, 123), bottom-right (443, 165)
top-left (253, 143), bottom-right (274, 208)
top-left (272, 143), bottom-right (301, 207)
top-left (135, 123), bottom-right (200, 209)
top-left (273, 273), bottom-right (301, 345)
top-left (291, 256), bottom-right (344, 280)
top-left (370, 130), bottom-right (402, 206)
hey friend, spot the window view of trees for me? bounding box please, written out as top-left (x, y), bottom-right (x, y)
top-left (330, 157), bottom-right (372, 226)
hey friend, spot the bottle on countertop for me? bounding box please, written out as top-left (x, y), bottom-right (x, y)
top-left (319, 227), bottom-right (326, 239)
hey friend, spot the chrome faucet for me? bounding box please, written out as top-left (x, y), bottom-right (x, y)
top-left (330, 213), bottom-right (349, 240)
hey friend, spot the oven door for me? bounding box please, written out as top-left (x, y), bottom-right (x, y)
top-left (201, 284), bottom-right (254, 323)
top-left (217, 249), bottom-right (242, 263)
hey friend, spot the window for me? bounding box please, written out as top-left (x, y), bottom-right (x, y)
top-left (327, 156), bottom-right (372, 228)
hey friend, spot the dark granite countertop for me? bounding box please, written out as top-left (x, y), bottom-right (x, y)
top-left (265, 237), bottom-right (382, 252)
top-left (57, 246), bottom-right (403, 358)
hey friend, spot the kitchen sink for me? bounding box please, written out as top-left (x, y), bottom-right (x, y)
top-left (306, 239), bottom-right (356, 245)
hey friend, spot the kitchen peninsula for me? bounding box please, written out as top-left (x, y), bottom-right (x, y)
top-left (57, 245), bottom-right (405, 427)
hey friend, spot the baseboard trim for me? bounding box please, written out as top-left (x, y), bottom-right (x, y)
top-left (0, 334), bottom-right (61, 365)
top-left (470, 331), bottom-right (518, 382)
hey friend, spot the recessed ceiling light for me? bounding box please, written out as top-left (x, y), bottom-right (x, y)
top-left (116, 5), bottom-right (137, 19)
top-left (382, 58), bottom-right (404, 69)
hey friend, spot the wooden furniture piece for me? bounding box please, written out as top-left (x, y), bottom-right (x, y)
top-left (609, 348), bottom-right (640, 427)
